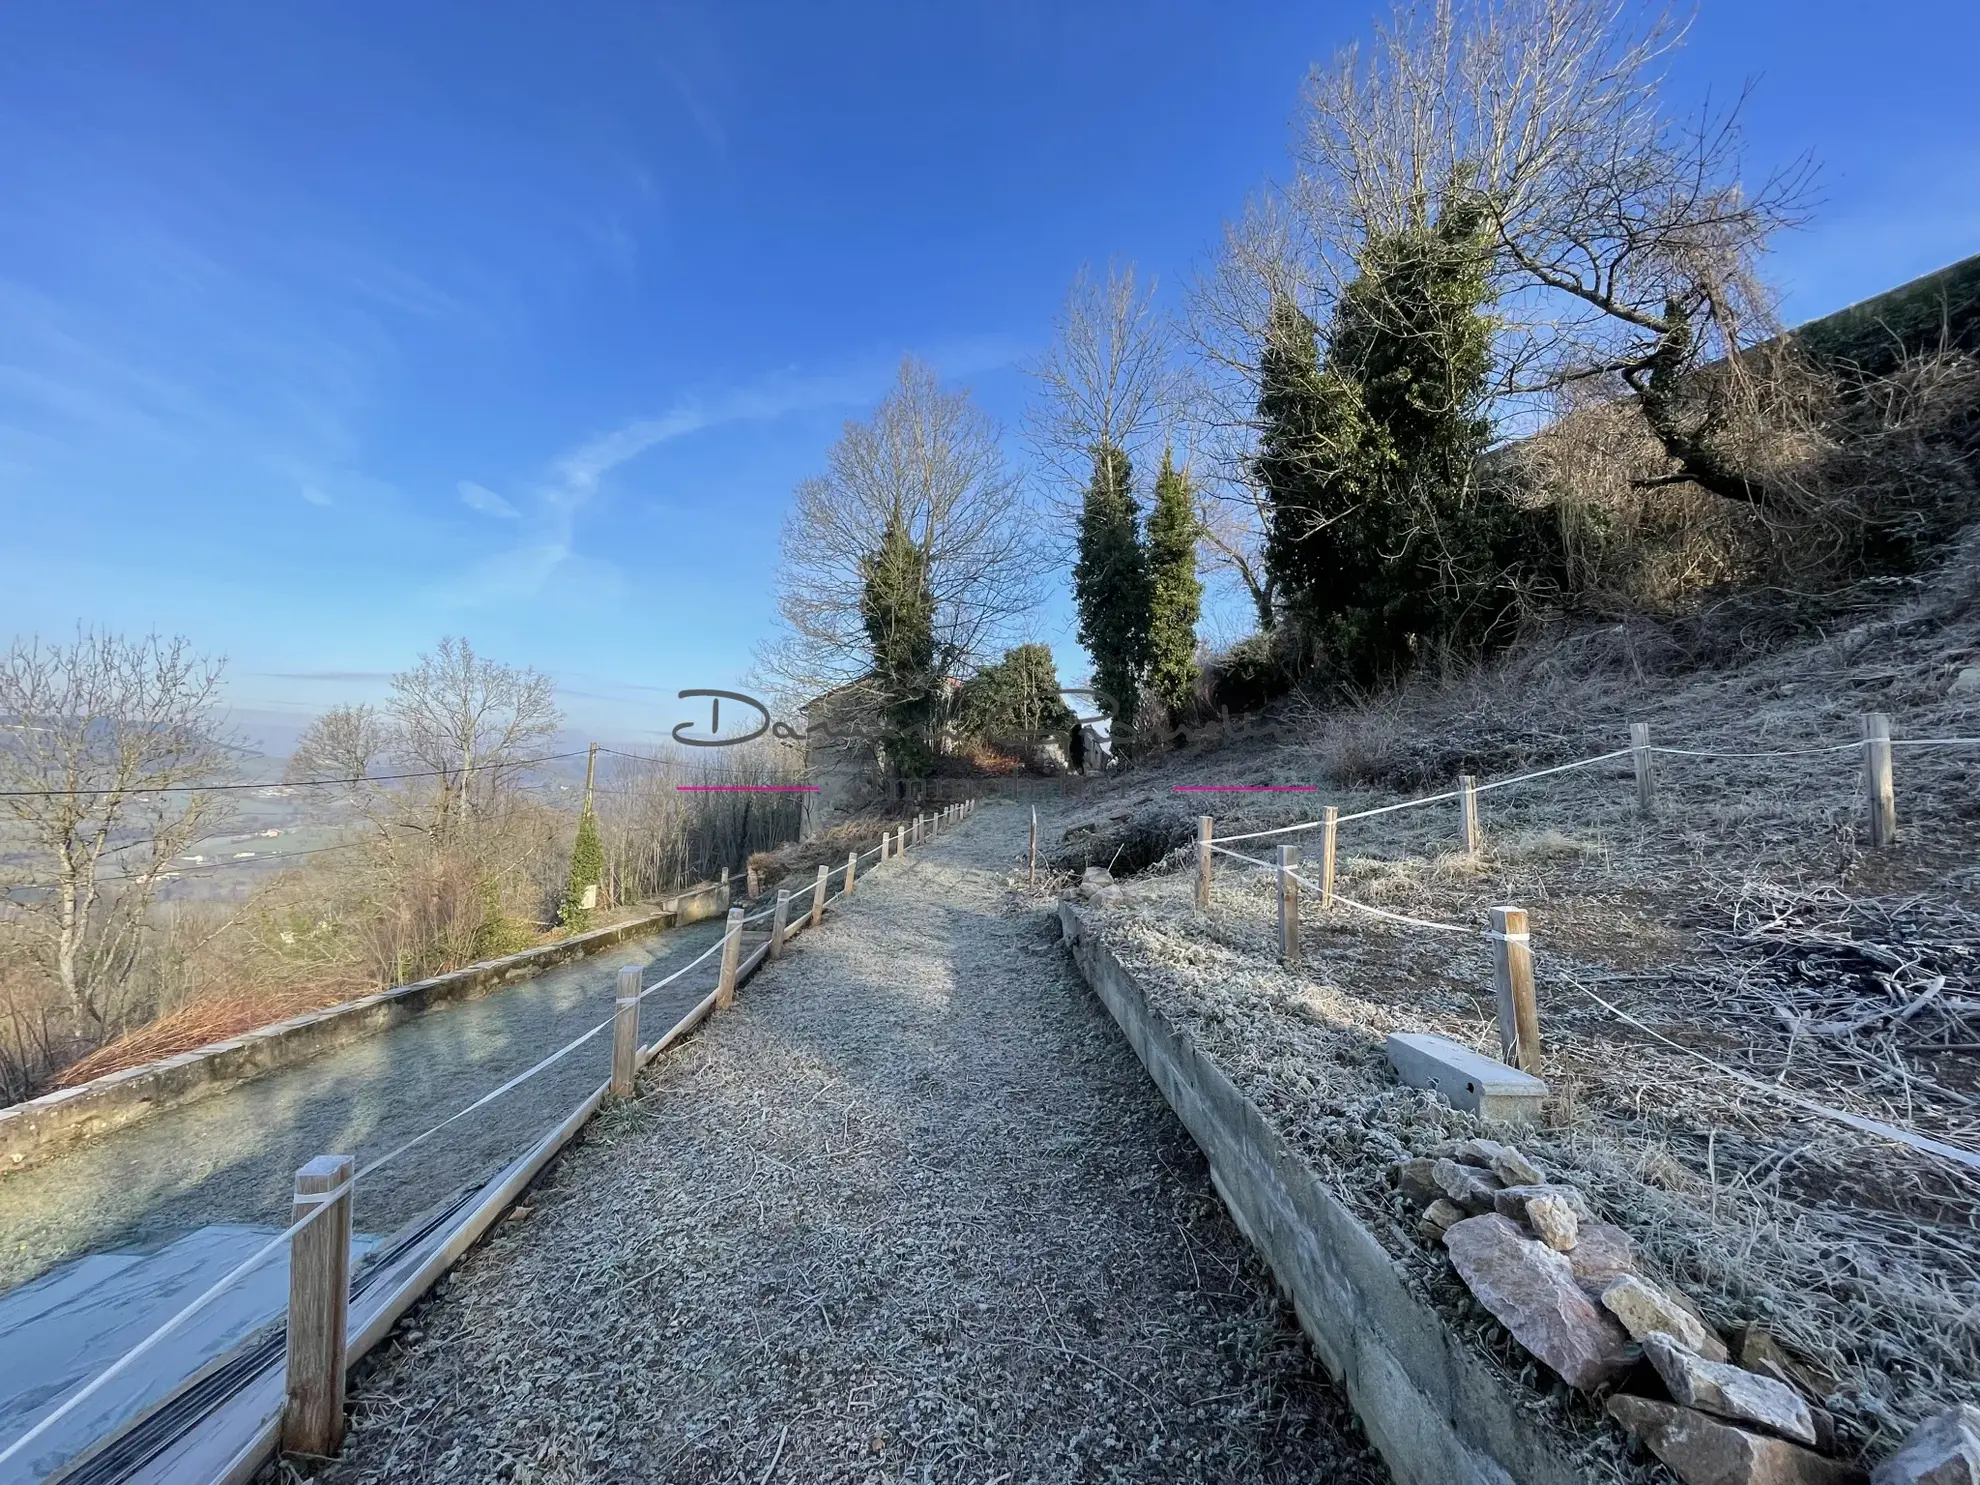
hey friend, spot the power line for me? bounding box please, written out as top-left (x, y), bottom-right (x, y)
top-left (0, 749), bottom-right (593, 800)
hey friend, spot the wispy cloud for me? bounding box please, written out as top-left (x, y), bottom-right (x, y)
top-left (301, 484), bottom-right (333, 506)
top-left (432, 347), bottom-right (1022, 611)
top-left (457, 479), bottom-right (520, 519)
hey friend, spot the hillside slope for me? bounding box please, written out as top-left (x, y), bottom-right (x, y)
top-left (1035, 548), bottom-right (1980, 1467)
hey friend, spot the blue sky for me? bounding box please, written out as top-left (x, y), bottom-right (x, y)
top-left (2, 1), bottom-right (1975, 753)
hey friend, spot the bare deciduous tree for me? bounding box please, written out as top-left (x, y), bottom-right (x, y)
top-left (385, 637), bottom-right (560, 835)
top-left (1180, 197), bottom-right (1334, 633)
top-left (1193, 471), bottom-right (1279, 631)
top-left (289, 639), bottom-right (561, 848)
top-left (758, 356), bottom-right (1039, 706)
top-left (1026, 261), bottom-right (1186, 514)
top-left (286, 702), bottom-right (392, 786)
top-left (1295, 0), bottom-right (1814, 504)
top-left (0, 631), bottom-right (234, 1029)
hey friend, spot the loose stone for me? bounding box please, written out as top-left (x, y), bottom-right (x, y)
top-left (1603, 1274), bottom-right (1729, 1362)
top-left (1609, 1395), bottom-right (1867, 1485)
top-left (1490, 1148), bottom-right (1546, 1186)
top-left (1433, 1157), bottom-right (1504, 1215)
top-left (1418, 1197), bottom-right (1467, 1240)
top-left (1493, 1182), bottom-right (1593, 1223)
top-left (1443, 1213), bottom-right (1635, 1390)
top-left (1643, 1333), bottom-right (1819, 1446)
top-left (1871, 1403), bottom-right (1980, 1485)
top-left (1525, 1193), bottom-right (1580, 1252)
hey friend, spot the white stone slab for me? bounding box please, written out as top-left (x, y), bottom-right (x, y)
top-left (1386, 1031), bottom-right (1547, 1123)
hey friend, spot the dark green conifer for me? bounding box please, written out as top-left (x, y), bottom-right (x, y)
top-left (1071, 442), bottom-right (1149, 731)
top-left (1144, 450), bottom-right (1202, 717)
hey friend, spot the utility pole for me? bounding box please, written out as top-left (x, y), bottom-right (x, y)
top-left (584, 742), bottom-right (598, 810)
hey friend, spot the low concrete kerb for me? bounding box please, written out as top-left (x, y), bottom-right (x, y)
top-left (0, 889), bottom-right (723, 1176)
top-left (1056, 898), bottom-right (1588, 1485)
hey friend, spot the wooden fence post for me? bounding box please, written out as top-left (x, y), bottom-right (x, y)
top-left (1028, 806), bottom-right (1038, 886)
top-left (282, 1153), bottom-right (354, 1458)
top-left (770, 889), bottom-right (792, 960)
top-left (1863, 712), bottom-right (1896, 847)
top-left (715, 907), bottom-right (744, 1008)
top-left (1459, 775), bottom-right (1481, 858)
top-left (1276, 844), bottom-right (1301, 967)
top-left (1630, 723), bottom-right (1655, 817)
top-left (809, 864), bottom-right (828, 928)
top-left (1195, 816), bottom-right (1214, 909)
top-left (1490, 906), bottom-right (1541, 1074)
top-left (746, 863), bottom-right (760, 899)
top-left (611, 966), bottom-right (640, 1097)
top-left (1319, 805), bottom-right (1337, 909)
top-left (844, 850), bottom-right (857, 895)
top-left (718, 866), bottom-right (730, 910)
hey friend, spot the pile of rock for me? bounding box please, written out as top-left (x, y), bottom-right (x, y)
top-left (1387, 1138), bottom-right (1976, 1484)
top-left (1072, 866), bottom-right (1127, 909)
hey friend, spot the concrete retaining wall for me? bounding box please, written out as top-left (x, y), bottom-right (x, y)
top-left (0, 886), bottom-right (726, 1175)
top-left (1058, 900), bottom-right (1587, 1485)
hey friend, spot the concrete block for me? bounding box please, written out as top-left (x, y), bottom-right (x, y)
top-left (1387, 1031), bottom-right (1547, 1123)
top-left (1061, 901), bottom-right (1588, 1485)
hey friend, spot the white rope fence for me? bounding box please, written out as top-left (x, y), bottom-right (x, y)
top-left (1183, 719), bottom-right (1980, 1176)
top-left (1544, 961), bottom-right (1980, 1174)
top-left (1210, 721), bottom-right (1980, 847)
top-left (0, 1181), bottom-right (353, 1469)
top-left (0, 796), bottom-right (981, 1475)
top-left (1206, 825), bottom-right (1980, 1174)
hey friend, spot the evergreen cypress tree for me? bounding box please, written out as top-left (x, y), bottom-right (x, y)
top-left (557, 803), bottom-right (603, 932)
top-left (1071, 442), bottom-right (1150, 731)
top-left (957, 643), bottom-right (1077, 739)
top-left (1258, 295), bottom-right (1361, 636)
top-left (1258, 201), bottom-right (1509, 679)
top-left (1144, 450), bottom-right (1202, 717)
top-left (859, 514), bottom-right (940, 776)
top-left (1324, 200), bottom-right (1502, 676)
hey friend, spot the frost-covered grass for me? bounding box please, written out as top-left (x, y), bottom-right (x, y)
top-left (1041, 564), bottom-right (1980, 1463)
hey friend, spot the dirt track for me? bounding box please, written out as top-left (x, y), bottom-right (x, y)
top-left (323, 806), bottom-right (1382, 1485)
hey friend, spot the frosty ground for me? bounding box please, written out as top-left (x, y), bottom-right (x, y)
top-left (317, 810), bottom-right (1382, 1485)
top-left (1041, 558), bottom-right (1980, 1471)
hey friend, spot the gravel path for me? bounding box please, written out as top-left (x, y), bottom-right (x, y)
top-left (322, 805), bottom-right (1383, 1485)
top-left (0, 917), bottom-right (732, 1292)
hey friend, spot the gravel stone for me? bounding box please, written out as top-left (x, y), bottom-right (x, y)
top-left (319, 811), bottom-right (1386, 1484)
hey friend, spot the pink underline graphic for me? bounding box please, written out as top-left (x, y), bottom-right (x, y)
top-left (675, 784), bottom-right (819, 792)
top-left (1172, 784), bottom-right (1318, 792)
